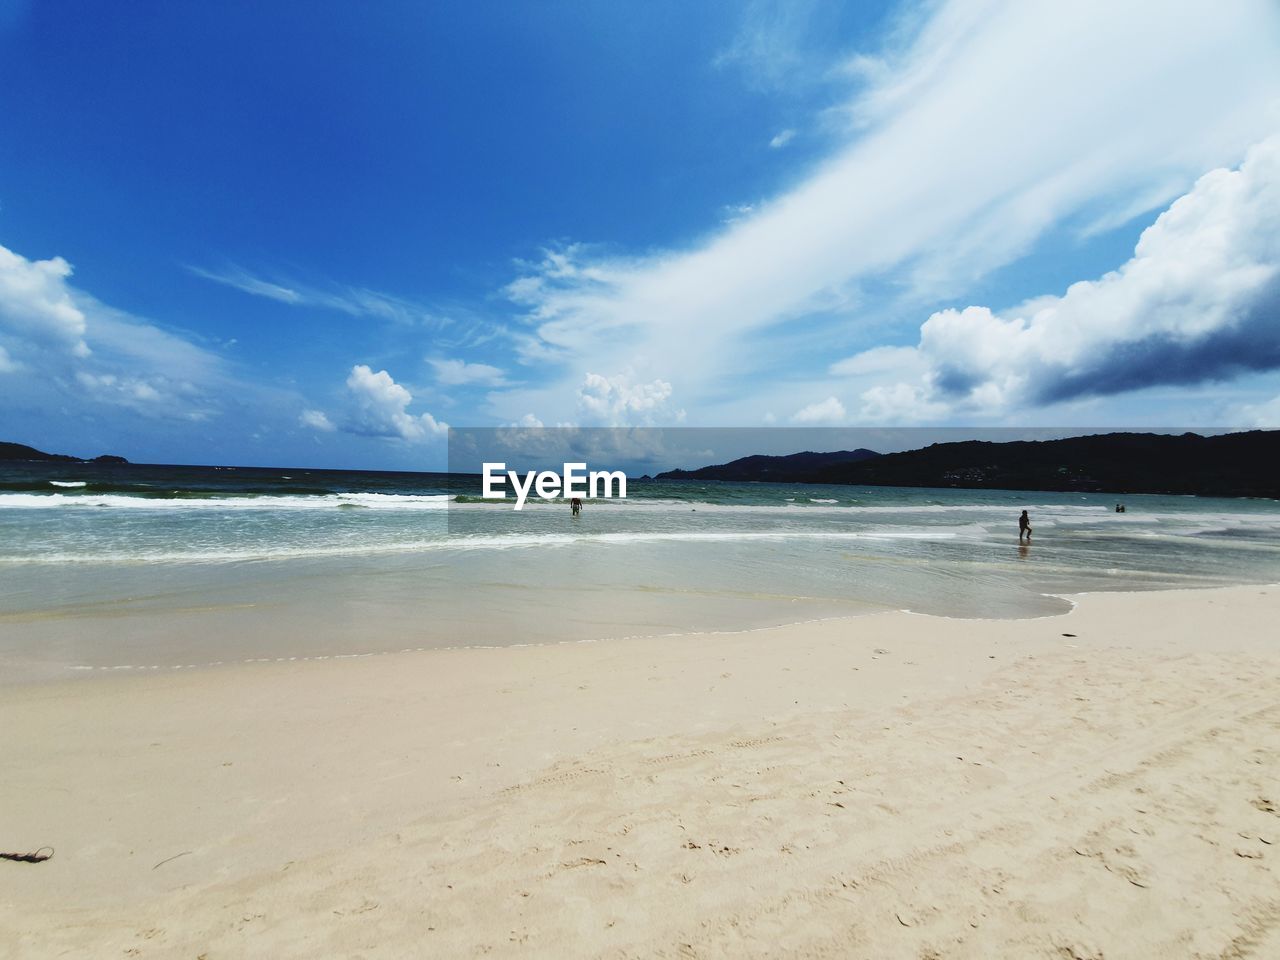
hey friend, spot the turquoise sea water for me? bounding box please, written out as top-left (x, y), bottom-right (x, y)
top-left (2, 461), bottom-right (1279, 679)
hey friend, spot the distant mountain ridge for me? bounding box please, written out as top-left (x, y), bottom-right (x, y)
top-left (657, 431), bottom-right (1279, 499)
top-left (656, 449), bottom-right (881, 482)
top-left (0, 441), bottom-right (128, 465)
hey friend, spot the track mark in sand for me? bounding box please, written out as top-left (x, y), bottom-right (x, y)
top-left (1054, 944), bottom-right (1104, 960)
top-left (1214, 898), bottom-right (1280, 960)
top-left (499, 766), bottom-right (610, 797)
top-left (1079, 699), bottom-right (1280, 797)
top-left (641, 748), bottom-right (714, 768)
top-left (853, 823), bottom-right (1022, 890)
top-left (641, 736), bottom-right (784, 769)
top-left (507, 733), bottom-right (789, 796)
top-left (557, 857), bottom-right (607, 870)
top-left (1084, 742), bottom-right (1193, 793)
top-left (332, 899), bottom-right (380, 917)
top-left (728, 736), bottom-right (785, 750)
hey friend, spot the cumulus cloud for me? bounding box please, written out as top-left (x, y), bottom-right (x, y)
top-left (855, 382), bottom-right (946, 422)
top-left (343, 364), bottom-right (448, 441)
top-left (428, 357), bottom-right (507, 387)
top-left (791, 396), bottom-right (847, 424)
top-left (0, 243), bottom-right (90, 356)
top-left (299, 409), bottom-right (336, 432)
top-left (850, 136), bottom-right (1280, 419)
top-left (576, 373), bottom-right (683, 426)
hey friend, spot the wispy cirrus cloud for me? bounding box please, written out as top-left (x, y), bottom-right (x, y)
top-left (715, 0), bottom-right (861, 94)
top-left (188, 264), bottom-right (450, 327)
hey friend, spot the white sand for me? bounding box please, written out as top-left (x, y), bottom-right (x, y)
top-left (2, 585), bottom-right (1279, 958)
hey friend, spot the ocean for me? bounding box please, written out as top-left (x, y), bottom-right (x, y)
top-left (3, 460), bottom-right (1279, 681)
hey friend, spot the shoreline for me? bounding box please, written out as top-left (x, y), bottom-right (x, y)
top-left (16, 578), bottom-right (1275, 686)
top-left (4, 584), bottom-right (1279, 957)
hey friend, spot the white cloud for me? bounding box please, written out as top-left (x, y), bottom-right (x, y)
top-left (343, 364), bottom-right (448, 441)
top-left (859, 137), bottom-right (1280, 419)
top-left (75, 372), bottom-right (160, 402)
top-left (187, 265), bottom-right (301, 305)
top-left (69, 369), bottom-right (213, 420)
top-left (1233, 394), bottom-right (1280, 427)
top-left (722, 203), bottom-right (757, 225)
top-left (0, 241), bottom-right (283, 430)
top-left (501, 0), bottom-right (1280, 422)
top-left (791, 396), bottom-right (847, 424)
top-left (0, 243), bottom-right (90, 356)
top-left (769, 129), bottom-right (796, 149)
top-left (830, 344), bottom-right (920, 376)
top-left (715, 0), bottom-right (845, 92)
top-left (856, 382), bottom-right (947, 422)
top-left (428, 357), bottom-right (507, 387)
top-left (300, 409), bottom-right (336, 432)
top-left (576, 373), bottom-right (684, 426)
top-left (189, 265), bottom-right (448, 327)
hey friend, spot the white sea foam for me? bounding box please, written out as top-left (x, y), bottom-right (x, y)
top-left (0, 527), bottom-right (962, 565)
top-left (48, 480), bottom-right (87, 488)
top-left (0, 492), bottom-right (453, 511)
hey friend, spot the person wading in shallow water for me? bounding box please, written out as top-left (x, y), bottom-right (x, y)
top-left (1019, 509), bottom-right (1032, 543)
top-left (571, 497), bottom-right (582, 517)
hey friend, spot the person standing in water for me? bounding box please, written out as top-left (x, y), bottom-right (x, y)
top-left (1018, 509), bottom-right (1032, 543)
top-left (571, 497), bottom-right (582, 517)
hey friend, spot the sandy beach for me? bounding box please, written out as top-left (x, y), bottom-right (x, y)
top-left (2, 584), bottom-right (1279, 958)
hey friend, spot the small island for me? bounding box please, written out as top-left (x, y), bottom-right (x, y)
top-left (0, 441), bottom-right (129, 465)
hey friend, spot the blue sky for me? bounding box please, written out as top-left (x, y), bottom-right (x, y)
top-left (2, 0), bottom-right (1279, 469)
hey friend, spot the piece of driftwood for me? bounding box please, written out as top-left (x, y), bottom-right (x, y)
top-left (1, 846), bottom-right (53, 863)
